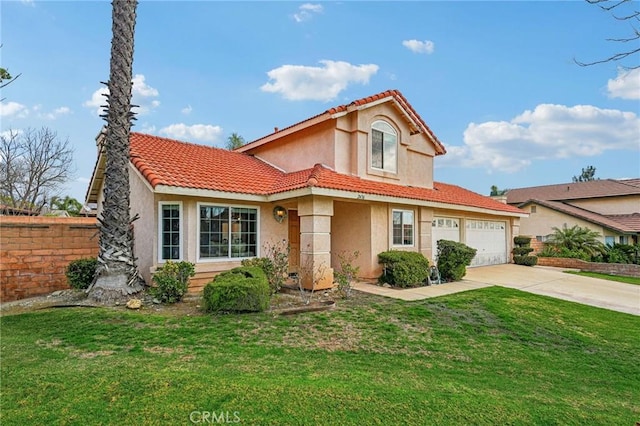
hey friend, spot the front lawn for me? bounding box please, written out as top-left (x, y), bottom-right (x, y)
top-left (1, 287), bottom-right (638, 425)
top-left (564, 270), bottom-right (640, 285)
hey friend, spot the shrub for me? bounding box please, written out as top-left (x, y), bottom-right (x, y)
top-left (334, 251), bottom-right (360, 298)
top-left (512, 247), bottom-right (534, 256)
top-left (151, 261), bottom-right (195, 303)
top-left (203, 269), bottom-right (270, 313)
top-left (241, 240), bottom-right (289, 294)
top-left (378, 251), bottom-right (430, 288)
top-left (65, 257), bottom-right (97, 290)
top-left (436, 240), bottom-right (477, 282)
top-left (602, 243), bottom-right (639, 265)
top-left (513, 255), bottom-right (538, 266)
top-left (513, 236), bottom-right (533, 246)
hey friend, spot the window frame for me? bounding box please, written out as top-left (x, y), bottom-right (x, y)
top-left (391, 209), bottom-right (415, 247)
top-left (158, 201), bottom-right (183, 263)
top-left (196, 202), bottom-right (260, 263)
top-left (371, 120), bottom-right (398, 174)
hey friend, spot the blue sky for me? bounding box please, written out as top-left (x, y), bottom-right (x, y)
top-left (1, 0), bottom-right (639, 204)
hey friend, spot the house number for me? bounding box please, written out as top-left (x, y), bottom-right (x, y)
top-left (357, 194), bottom-right (365, 200)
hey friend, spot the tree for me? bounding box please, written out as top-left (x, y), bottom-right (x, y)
top-left (50, 195), bottom-right (83, 216)
top-left (1, 44), bottom-right (21, 99)
top-left (572, 165), bottom-right (598, 182)
top-left (0, 127), bottom-right (74, 214)
top-left (88, 0), bottom-right (143, 302)
top-left (489, 185), bottom-right (508, 196)
top-left (576, 0), bottom-right (639, 69)
top-left (226, 132), bottom-right (246, 150)
top-left (547, 224), bottom-right (606, 258)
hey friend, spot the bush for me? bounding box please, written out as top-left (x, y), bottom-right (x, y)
top-left (512, 247), bottom-right (534, 256)
top-left (151, 261), bottom-right (195, 303)
top-left (241, 240), bottom-right (289, 294)
top-left (602, 243), bottom-right (639, 264)
top-left (334, 251), bottom-right (360, 298)
top-left (513, 236), bottom-right (533, 246)
top-left (513, 255), bottom-right (538, 266)
top-left (436, 240), bottom-right (477, 282)
top-left (65, 257), bottom-right (97, 290)
top-left (203, 268), bottom-right (270, 313)
top-left (378, 251), bottom-right (430, 288)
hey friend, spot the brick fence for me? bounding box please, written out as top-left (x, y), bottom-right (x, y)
top-left (0, 216), bottom-right (99, 302)
top-left (536, 257), bottom-right (640, 278)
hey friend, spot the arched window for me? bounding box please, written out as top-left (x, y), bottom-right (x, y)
top-left (371, 120), bottom-right (397, 173)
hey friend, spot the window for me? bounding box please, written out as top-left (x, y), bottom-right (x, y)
top-left (530, 206), bottom-right (537, 213)
top-left (159, 202), bottom-right (182, 261)
top-left (199, 205), bottom-right (258, 260)
top-left (604, 236), bottom-right (615, 246)
top-left (392, 210), bottom-right (414, 246)
top-left (619, 235), bottom-right (628, 244)
top-left (371, 120), bottom-right (397, 173)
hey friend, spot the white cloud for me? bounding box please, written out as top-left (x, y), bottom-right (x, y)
top-left (0, 129), bottom-right (23, 140)
top-left (181, 105), bottom-right (193, 115)
top-left (261, 60), bottom-right (379, 101)
top-left (438, 103), bottom-right (640, 173)
top-left (0, 101), bottom-right (28, 118)
top-left (607, 68), bottom-right (640, 100)
top-left (138, 123), bottom-right (157, 134)
top-left (21, 0), bottom-right (34, 6)
top-left (402, 39), bottom-right (435, 54)
top-left (83, 73), bottom-right (160, 116)
top-left (293, 3), bottom-right (323, 22)
top-left (159, 123), bottom-right (223, 143)
top-left (39, 106), bottom-right (72, 120)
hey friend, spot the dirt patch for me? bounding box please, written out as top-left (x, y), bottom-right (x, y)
top-left (0, 285), bottom-right (375, 317)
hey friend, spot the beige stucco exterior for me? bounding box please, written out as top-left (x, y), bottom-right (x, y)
top-left (568, 195), bottom-right (640, 215)
top-left (518, 203), bottom-right (627, 243)
top-left (89, 94), bottom-right (525, 291)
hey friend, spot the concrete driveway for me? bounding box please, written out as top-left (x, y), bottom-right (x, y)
top-left (354, 264), bottom-right (640, 316)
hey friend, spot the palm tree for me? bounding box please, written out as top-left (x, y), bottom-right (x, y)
top-left (546, 224), bottom-right (606, 258)
top-left (88, 0), bottom-right (143, 302)
top-left (226, 132), bottom-right (246, 150)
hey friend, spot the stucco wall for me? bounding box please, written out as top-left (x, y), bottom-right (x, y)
top-left (130, 166), bottom-right (156, 284)
top-left (332, 201), bottom-right (372, 278)
top-left (249, 121), bottom-right (336, 172)
top-left (519, 203), bottom-right (610, 241)
top-left (568, 195), bottom-right (640, 215)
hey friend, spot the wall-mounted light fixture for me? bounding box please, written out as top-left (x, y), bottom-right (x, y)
top-left (273, 206), bottom-right (287, 223)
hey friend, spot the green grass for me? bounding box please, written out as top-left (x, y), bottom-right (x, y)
top-left (1, 287), bottom-right (639, 425)
top-left (564, 270), bottom-right (640, 285)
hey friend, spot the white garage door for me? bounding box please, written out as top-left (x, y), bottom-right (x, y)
top-left (465, 220), bottom-right (507, 266)
top-left (432, 217), bottom-right (460, 259)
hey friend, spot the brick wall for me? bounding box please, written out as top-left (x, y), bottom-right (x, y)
top-left (1, 216), bottom-right (99, 302)
top-left (536, 257), bottom-right (640, 278)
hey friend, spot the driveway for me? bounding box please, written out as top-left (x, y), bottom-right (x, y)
top-left (354, 264), bottom-right (640, 316)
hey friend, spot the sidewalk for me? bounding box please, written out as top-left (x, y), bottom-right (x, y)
top-left (353, 264), bottom-right (640, 316)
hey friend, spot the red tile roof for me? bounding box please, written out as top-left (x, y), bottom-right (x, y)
top-left (238, 89), bottom-right (447, 155)
top-left (128, 133), bottom-right (523, 215)
top-left (506, 179), bottom-right (640, 204)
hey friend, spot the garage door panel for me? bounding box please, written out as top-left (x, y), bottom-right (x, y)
top-left (466, 220), bottom-right (507, 266)
top-left (432, 217), bottom-right (460, 259)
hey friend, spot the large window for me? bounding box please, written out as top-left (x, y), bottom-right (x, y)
top-left (159, 202), bottom-right (182, 261)
top-left (371, 120), bottom-right (397, 173)
top-left (392, 209), bottom-right (414, 246)
top-left (199, 205), bottom-right (258, 260)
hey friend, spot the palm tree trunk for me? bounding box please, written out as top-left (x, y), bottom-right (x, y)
top-left (88, 0), bottom-right (143, 302)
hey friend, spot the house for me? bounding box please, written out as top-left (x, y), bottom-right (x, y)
top-left (504, 179), bottom-right (640, 245)
top-left (86, 90), bottom-right (526, 291)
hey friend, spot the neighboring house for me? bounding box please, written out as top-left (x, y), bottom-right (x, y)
top-left (86, 90), bottom-right (526, 291)
top-left (504, 179), bottom-right (640, 246)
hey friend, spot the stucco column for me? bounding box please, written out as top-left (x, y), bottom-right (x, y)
top-left (298, 196), bottom-right (334, 290)
top-left (419, 207), bottom-right (434, 263)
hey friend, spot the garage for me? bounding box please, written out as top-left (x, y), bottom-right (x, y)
top-left (432, 217), bottom-right (460, 256)
top-left (465, 220), bottom-right (507, 266)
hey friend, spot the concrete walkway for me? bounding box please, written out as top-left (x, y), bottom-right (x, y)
top-left (353, 264), bottom-right (640, 316)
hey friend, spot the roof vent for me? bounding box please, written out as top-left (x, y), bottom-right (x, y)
top-left (274, 127), bottom-right (279, 133)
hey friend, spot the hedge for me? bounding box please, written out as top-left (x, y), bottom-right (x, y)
top-left (378, 251), bottom-right (430, 288)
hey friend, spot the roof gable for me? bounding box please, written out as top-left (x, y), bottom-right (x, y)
top-left (520, 199), bottom-right (639, 233)
top-left (236, 89), bottom-right (446, 155)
